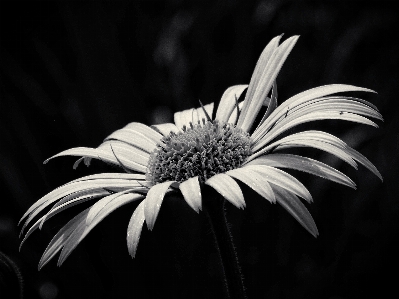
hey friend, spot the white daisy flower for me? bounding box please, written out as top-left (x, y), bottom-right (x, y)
top-left (19, 35), bottom-right (382, 269)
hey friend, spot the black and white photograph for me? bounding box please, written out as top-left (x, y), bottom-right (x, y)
top-left (1, 1), bottom-right (398, 298)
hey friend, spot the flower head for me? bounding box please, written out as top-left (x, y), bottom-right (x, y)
top-left (19, 35), bottom-right (382, 269)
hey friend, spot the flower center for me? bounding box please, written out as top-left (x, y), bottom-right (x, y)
top-left (146, 120), bottom-right (252, 184)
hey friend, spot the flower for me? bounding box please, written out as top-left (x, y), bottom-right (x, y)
top-left (19, 35), bottom-right (382, 269)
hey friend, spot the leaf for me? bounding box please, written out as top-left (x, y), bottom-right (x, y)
top-left (226, 167), bottom-right (276, 203)
top-left (205, 173), bottom-right (245, 209)
top-left (144, 181), bottom-right (175, 230)
top-left (247, 154), bottom-right (356, 189)
top-left (244, 165), bottom-right (313, 202)
top-left (179, 176), bottom-right (202, 213)
top-left (127, 200), bottom-right (146, 258)
top-left (271, 184), bottom-right (318, 237)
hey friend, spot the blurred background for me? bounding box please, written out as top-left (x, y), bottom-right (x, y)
top-left (1, 1), bottom-right (398, 298)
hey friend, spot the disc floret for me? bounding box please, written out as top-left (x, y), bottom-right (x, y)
top-left (146, 120), bottom-right (252, 184)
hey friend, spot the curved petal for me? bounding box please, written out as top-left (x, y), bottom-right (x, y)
top-left (151, 123), bottom-right (180, 136)
top-left (38, 208), bottom-right (89, 270)
top-left (20, 191), bottom-right (105, 250)
top-left (238, 36), bottom-right (299, 132)
top-left (127, 200), bottom-right (146, 258)
top-left (253, 111), bottom-right (378, 153)
top-left (144, 181), bottom-right (175, 230)
top-left (86, 189), bottom-right (138, 225)
top-left (179, 176), bottom-right (202, 213)
top-left (271, 184), bottom-right (318, 237)
top-left (226, 167), bottom-right (275, 203)
top-left (227, 101), bottom-right (245, 125)
top-left (174, 103), bottom-right (214, 130)
top-left (253, 84), bottom-right (376, 140)
top-left (105, 122), bottom-right (161, 153)
top-left (345, 146), bottom-right (383, 181)
top-left (244, 165), bottom-right (313, 202)
top-left (19, 178), bottom-right (145, 232)
top-left (44, 145), bottom-right (148, 173)
top-left (254, 81), bottom-right (278, 132)
top-left (247, 154), bottom-right (356, 189)
top-left (205, 173), bottom-right (245, 209)
top-left (194, 102), bottom-right (214, 124)
top-left (57, 193), bottom-right (144, 266)
top-left (215, 85), bottom-right (248, 123)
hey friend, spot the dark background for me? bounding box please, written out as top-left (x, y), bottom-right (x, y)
top-left (1, 1), bottom-right (398, 298)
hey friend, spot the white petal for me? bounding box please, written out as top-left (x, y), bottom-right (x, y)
top-left (205, 173), bottom-right (245, 209)
top-left (44, 146), bottom-right (148, 173)
top-left (238, 36), bottom-right (299, 132)
top-left (193, 102), bottom-right (214, 123)
top-left (253, 84), bottom-right (375, 140)
top-left (247, 154), bottom-right (356, 189)
top-left (105, 122), bottom-right (161, 153)
top-left (127, 200), bottom-right (146, 258)
top-left (58, 193), bottom-right (143, 266)
top-left (226, 168), bottom-right (275, 203)
top-left (174, 108), bottom-right (195, 130)
top-left (38, 208), bottom-right (89, 270)
top-left (151, 123), bottom-right (180, 136)
top-left (179, 176), bottom-right (202, 213)
top-left (215, 85), bottom-right (248, 123)
top-left (144, 181), bottom-right (175, 230)
top-left (244, 165), bottom-right (313, 202)
top-left (271, 184), bottom-right (318, 237)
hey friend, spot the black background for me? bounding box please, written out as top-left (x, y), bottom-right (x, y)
top-left (1, 1), bottom-right (399, 298)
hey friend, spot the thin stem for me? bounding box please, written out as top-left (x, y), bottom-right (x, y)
top-left (203, 194), bottom-right (247, 299)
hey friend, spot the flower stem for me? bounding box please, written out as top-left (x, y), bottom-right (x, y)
top-left (203, 194), bottom-right (247, 299)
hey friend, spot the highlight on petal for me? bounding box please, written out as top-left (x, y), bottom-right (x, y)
top-left (215, 85), bottom-right (248, 123)
top-left (253, 110), bottom-right (378, 153)
top-left (271, 183), bottom-right (318, 237)
top-left (244, 165), bottom-right (313, 203)
top-left (19, 177), bottom-right (145, 234)
top-left (226, 167), bottom-right (276, 203)
top-left (144, 181), bottom-right (175, 230)
top-left (179, 176), bottom-right (202, 213)
top-left (253, 84), bottom-right (376, 141)
top-left (247, 154), bottom-right (356, 189)
top-left (44, 142), bottom-right (149, 173)
top-left (254, 81), bottom-right (278, 132)
top-left (38, 208), bottom-right (89, 270)
top-left (238, 35), bottom-right (299, 132)
top-left (58, 192), bottom-right (143, 266)
top-left (151, 123), bottom-right (180, 136)
top-left (105, 122), bottom-right (161, 153)
top-left (127, 200), bottom-right (146, 258)
top-left (205, 173), bottom-right (245, 209)
top-left (20, 190), bottom-right (106, 250)
top-left (345, 146), bottom-right (383, 181)
top-left (174, 103), bottom-right (214, 130)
